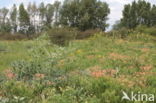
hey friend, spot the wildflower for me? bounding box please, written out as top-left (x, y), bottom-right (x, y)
top-left (34, 73), bottom-right (45, 79)
top-left (141, 48), bottom-right (150, 52)
top-left (86, 55), bottom-right (95, 59)
top-left (105, 69), bottom-right (118, 76)
top-left (117, 75), bottom-right (135, 88)
top-left (59, 59), bottom-right (65, 64)
top-left (109, 53), bottom-right (130, 60)
top-left (140, 65), bottom-right (152, 71)
top-left (135, 72), bottom-right (156, 77)
top-left (46, 81), bottom-right (54, 85)
top-left (88, 66), bottom-right (101, 72)
top-left (90, 68), bottom-right (118, 78)
top-left (91, 70), bottom-right (105, 78)
top-left (97, 55), bottom-right (102, 58)
top-left (76, 49), bottom-right (83, 54)
top-left (4, 69), bottom-right (16, 79)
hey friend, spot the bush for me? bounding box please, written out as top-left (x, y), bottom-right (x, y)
top-left (0, 33), bottom-right (27, 40)
top-left (135, 25), bottom-right (156, 36)
top-left (107, 28), bottom-right (132, 38)
top-left (146, 76), bottom-right (156, 87)
top-left (48, 27), bottom-right (77, 46)
top-left (11, 60), bottom-right (44, 80)
top-left (135, 25), bottom-right (148, 33)
top-left (0, 81), bottom-right (34, 102)
top-left (76, 29), bottom-right (101, 39)
top-left (144, 27), bottom-right (156, 36)
top-left (0, 32), bottom-right (41, 40)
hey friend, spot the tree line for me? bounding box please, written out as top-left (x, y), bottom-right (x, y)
top-left (114, 0), bottom-right (156, 30)
top-left (0, 0), bottom-right (110, 36)
top-left (0, 1), bottom-right (62, 36)
top-left (0, 0), bottom-right (156, 36)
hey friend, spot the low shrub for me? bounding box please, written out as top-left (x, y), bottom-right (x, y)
top-left (144, 27), bottom-right (156, 36)
top-left (0, 33), bottom-right (41, 40)
top-left (0, 33), bottom-right (27, 40)
top-left (135, 25), bottom-right (148, 33)
top-left (48, 27), bottom-right (77, 46)
top-left (107, 28), bottom-right (132, 39)
top-left (146, 76), bottom-right (156, 87)
top-left (11, 60), bottom-right (44, 80)
top-left (76, 29), bottom-right (101, 39)
top-left (135, 25), bottom-right (156, 36)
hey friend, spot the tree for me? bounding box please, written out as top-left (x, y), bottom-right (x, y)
top-left (45, 4), bottom-right (54, 29)
top-left (150, 5), bottom-right (156, 26)
top-left (38, 2), bottom-right (46, 31)
top-left (112, 20), bottom-right (123, 30)
top-left (10, 4), bottom-right (17, 33)
top-left (121, 4), bottom-right (131, 28)
top-left (0, 8), bottom-right (9, 24)
top-left (59, 0), bottom-right (110, 31)
top-left (27, 2), bottom-right (37, 34)
top-left (0, 19), bottom-right (12, 33)
top-left (54, 1), bottom-right (61, 26)
top-left (121, 0), bottom-right (155, 29)
top-left (0, 7), bottom-right (10, 33)
top-left (19, 3), bottom-right (30, 35)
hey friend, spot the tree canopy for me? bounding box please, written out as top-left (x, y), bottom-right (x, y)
top-left (60, 0), bottom-right (110, 31)
top-left (121, 0), bottom-right (156, 29)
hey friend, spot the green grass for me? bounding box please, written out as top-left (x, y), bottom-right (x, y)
top-left (0, 41), bottom-right (30, 71)
top-left (0, 33), bottom-right (156, 102)
top-left (0, 39), bottom-right (49, 72)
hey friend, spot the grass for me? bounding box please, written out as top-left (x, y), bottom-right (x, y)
top-left (0, 38), bottom-right (49, 72)
top-left (0, 33), bottom-right (156, 102)
top-left (0, 41), bottom-right (30, 71)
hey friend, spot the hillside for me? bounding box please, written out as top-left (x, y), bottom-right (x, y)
top-left (0, 33), bottom-right (156, 103)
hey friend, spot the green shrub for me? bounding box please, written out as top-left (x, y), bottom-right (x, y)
top-left (107, 28), bottom-right (132, 39)
top-left (48, 27), bottom-right (77, 46)
top-left (135, 25), bottom-right (156, 36)
top-left (0, 81), bottom-right (34, 103)
top-left (0, 32), bottom-right (41, 40)
top-left (146, 76), bottom-right (156, 87)
top-left (135, 25), bottom-right (148, 33)
top-left (76, 29), bottom-right (101, 39)
top-left (144, 27), bottom-right (156, 36)
top-left (11, 60), bottom-right (44, 80)
top-left (0, 44), bottom-right (7, 52)
top-left (0, 33), bottom-right (27, 40)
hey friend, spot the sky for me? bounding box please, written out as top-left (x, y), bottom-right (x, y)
top-left (0, 0), bottom-right (156, 30)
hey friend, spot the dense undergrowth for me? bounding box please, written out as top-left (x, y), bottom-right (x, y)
top-left (0, 32), bottom-right (156, 103)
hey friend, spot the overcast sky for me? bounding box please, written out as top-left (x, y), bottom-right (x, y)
top-left (0, 0), bottom-right (156, 30)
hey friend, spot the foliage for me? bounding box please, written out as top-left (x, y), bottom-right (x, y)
top-left (48, 27), bottom-right (77, 46)
top-left (0, 32), bottom-right (156, 102)
top-left (147, 76), bottom-right (156, 87)
top-left (0, 21), bottom-right (12, 33)
top-left (0, 33), bottom-right (40, 40)
top-left (107, 28), bottom-right (132, 39)
top-left (10, 4), bottom-right (17, 33)
top-left (76, 29), bottom-right (101, 39)
top-left (0, 0), bottom-right (109, 34)
top-left (0, 8), bottom-right (11, 33)
top-left (121, 0), bottom-right (156, 29)
top-left (59, 0), bottom-right (110, 31)
top-left (45, 4), bottom-right (54, 29)
top-left (19, 4), bottom-right (30, 35)
top-left (135, 25), bottom-right (156, 36)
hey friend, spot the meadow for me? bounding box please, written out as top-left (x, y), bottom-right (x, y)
top-left (0, 33), bottom-right (156, 103)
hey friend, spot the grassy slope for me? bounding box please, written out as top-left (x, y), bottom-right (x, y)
top-left (0, 40), bottom-right (48, 72)
top-left (0, 33), bottom-right (156, 102)
top-left (1, 33), bottom-right (156, 77)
